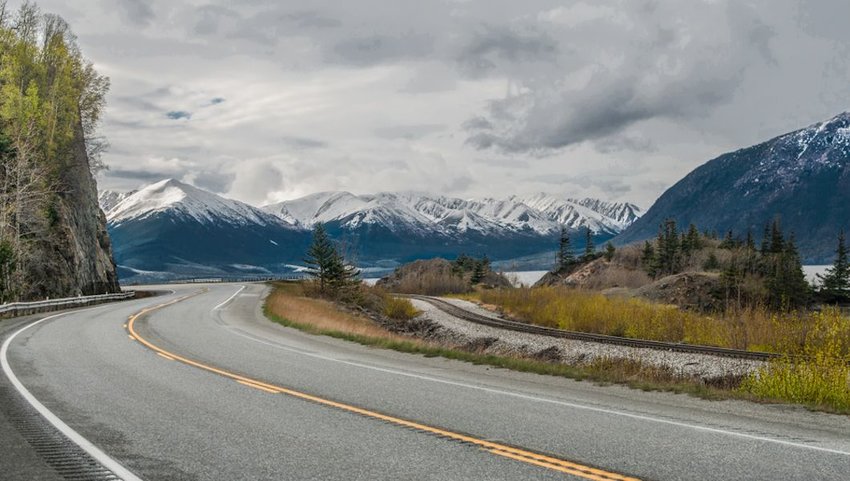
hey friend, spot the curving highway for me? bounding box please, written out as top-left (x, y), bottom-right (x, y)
top-left (2, 283), bottom-right (850, 480)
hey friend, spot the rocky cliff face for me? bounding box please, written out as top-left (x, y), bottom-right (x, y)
top-left (23, 125), bottom-right (119, 299)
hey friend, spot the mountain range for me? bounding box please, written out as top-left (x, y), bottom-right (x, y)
top-left (100, 181), bottom-right (641, 282)
top-left (617, 111), bottom-right (850, 263)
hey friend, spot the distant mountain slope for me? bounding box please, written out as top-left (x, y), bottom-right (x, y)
top-left (105, 179), bottom-right (310, 282)
top-left (617, 112), bottom-right (850, 263)
top-left (264, 191), bottom-right (641, 237)
top-left (103, 180), bottom-right (642, 281)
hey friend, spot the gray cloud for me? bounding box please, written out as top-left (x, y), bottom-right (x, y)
top-left (373, 124), bottom-right (444, 140)
top-left (280, 136), bottom-right (328, 150)
top-left (455, 25), bottom-right (558, 78)
top-left (108, 169), bottom-right (173, 182)
top-left (113, 0), bottom-right (154, 27)
top-left (29, 0), bottom-right (850, 208)
top-left (331, 33), bottom-right (434, 66)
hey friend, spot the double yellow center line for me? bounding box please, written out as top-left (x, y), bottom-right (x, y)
top-left (127, 294), bottom-right (640, 481)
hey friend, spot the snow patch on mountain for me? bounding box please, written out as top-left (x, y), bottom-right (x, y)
top-left (98, 189), bottom-right (136, 213)
top-left (265, 191), bottom-right (642, 236)
top-left (106, 179), bottom-right (292, 228)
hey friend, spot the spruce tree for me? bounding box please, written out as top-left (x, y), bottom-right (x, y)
top-left (556, 226), bottom-right (575, 272)
top-left (769, 218), bottom-right (784, 254)
top-left (766, 233), bottom-right (810, 309)
top-left (583, 227), bottom-right (595, 259)
top-left (304, 224), bottom-right (336, 293)
top-left (817, 230), bottom-right (850, 303)
top-left (641, 241), bottom-right (655, 276)
top-left (604, 242), bottom-right (616, 261)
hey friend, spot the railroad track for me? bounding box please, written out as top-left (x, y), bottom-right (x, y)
top-left (403, 294), bottom-right (782, 362)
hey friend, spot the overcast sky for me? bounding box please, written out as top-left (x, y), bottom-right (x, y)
top-left (20, 0), bottom-right (850, 207)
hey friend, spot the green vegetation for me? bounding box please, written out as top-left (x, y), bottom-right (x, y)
top-left (817, 230), bottom-right (850, 304)
top-left (741, 308), bottom-right (850, 412)
top-left (382, 295), bottom-right (419, 320)
top-left (639, 218), bottom-right (810, 310)
top-left (303, 223), bottom-right (359, 296)
top-left (0, 2), bottom-right (108, 301)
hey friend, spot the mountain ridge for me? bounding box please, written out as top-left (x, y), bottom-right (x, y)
top-left (616, 111), bottom-right (850, 263)
top-left (100, 181), bottom-right (642, 281)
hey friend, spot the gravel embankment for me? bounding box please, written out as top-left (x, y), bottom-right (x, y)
top-left (408, 298), bottom-right (764, 381)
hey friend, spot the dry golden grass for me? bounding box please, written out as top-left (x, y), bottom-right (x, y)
top-left (471, 287), bottom-right (850, 354)
top-left (266, 283), bottom-right (412, 342)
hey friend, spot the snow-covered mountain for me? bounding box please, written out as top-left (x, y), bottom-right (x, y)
top-left (264, 191), bottom-right (641, 237)
top-left (101, 179), bottom-right (642, 281)
top-left (105, 179), bottom-right (291, 228)
top-left (617, 111), bottom-right (850, 263)
top-left (98, 189), bottom-right (135, 213)
top-left (102, 179), bottom-right (309, 282)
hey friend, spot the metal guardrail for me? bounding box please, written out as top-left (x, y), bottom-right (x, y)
top-left (0, 292), bottom-right (136, 318)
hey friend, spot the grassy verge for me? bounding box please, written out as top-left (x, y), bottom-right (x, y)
top-left (262, 282), bottom-right (779, 404)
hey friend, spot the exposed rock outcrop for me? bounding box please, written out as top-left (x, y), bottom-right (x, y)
top-left (23, 125), bottom-right (119, 299)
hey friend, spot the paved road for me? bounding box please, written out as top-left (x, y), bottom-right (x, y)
top-left (3, 283), bottom-right (850, 480)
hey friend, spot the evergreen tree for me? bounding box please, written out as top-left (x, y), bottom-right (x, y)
top-left (556, 226), bottom-right (575, 271)
top-left (583, 227), bottom-right (594, 259)
top-left (760, 223), bottom-right (771, 256)
top-left (604, 242), bottom-right (616, 261)
top-left (686, 224), bottom-right (701, 251)
top-left (703, 251), bottom-right (720, 271)
top-left (304, 224), bottom-right (336, 293)
top-left (769, 218), bottom-right (784, 254)
top-left (766, 233), bottom-right (810, 309)
top-left (641, 241), bottom-right (655, 276)
top-left (817, 230), bottom-right (850, 303)
top-left (471, 260), bottom-right (486, 284)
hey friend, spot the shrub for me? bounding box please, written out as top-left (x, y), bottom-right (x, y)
top-left (383, 296), bottom-right (420, 320)
top-left (741, 307), bottom-right (850, 411)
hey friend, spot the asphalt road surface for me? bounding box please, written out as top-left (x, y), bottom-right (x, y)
top-left (3, 283), bottom-right (850, 480)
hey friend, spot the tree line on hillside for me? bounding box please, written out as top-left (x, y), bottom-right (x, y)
top-left (0, 2), bottom-right (108, 301)
top-left (639, 219), bottom-right (848, 309)
top-left (551, 218), bottom-right (849, 310)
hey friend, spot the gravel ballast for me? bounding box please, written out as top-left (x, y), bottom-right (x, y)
top-left (408, 298), bottom-right (764, 381)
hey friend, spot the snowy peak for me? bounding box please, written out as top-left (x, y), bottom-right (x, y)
top-left (737, 111), bottom-right (850, 192)
top-left (98, 189), bottom-right (136, 213)
top-left (106, 179), bottom-right (291, 228)
top-left (264, 191), bottom-right (642, 237)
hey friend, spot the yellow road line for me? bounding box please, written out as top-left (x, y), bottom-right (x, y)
top-left (238, 380), bottom-right (281, 394)
top-left (127, 295), bottom-right (640, 481)
top-left (157, 352), bottom-right (176, 361)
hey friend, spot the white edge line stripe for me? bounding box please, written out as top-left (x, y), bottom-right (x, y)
top-left (213, 285), bottom-right (246, 311)
top-left (224, 326), bottom-right (850, 457)
top-left (1, 307), bottom-right (145, 481)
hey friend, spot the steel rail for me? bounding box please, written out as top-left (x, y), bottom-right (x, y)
top-left (404, 294), bottom-right (782, 362)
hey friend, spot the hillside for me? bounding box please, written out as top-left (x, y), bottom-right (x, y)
top-left (617, 112), bottom-right (850, 263)
top-left (0, 7), bottom-right (118, 300)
